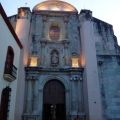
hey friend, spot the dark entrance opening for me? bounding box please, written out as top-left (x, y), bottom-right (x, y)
top-left (43, 80), bottom-right (65, 120)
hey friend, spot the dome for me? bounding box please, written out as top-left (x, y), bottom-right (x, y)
top-left (33, 0), bottom-right (78, 12)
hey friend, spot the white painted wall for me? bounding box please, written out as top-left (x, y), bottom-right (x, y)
top-left (15, 18), bottom-right (30, 120)
top-left (0, 14), bottom-right (21, 120)
top-left (79, 20), bottom-right (102, 120)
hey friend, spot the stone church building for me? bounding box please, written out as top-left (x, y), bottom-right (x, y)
top-left (0, 0), bottom-right (120, 120)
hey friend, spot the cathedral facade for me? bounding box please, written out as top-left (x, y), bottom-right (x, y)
top-left (1, 0), bottom-right (120, 120)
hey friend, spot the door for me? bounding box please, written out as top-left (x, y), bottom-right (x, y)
top-left (43, 80), bottom-right (65, 120)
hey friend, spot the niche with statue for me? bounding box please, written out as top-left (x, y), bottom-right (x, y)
top-left (51, 50), bottom-right (59, 67)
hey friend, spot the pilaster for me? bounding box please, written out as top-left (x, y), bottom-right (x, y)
top-left (40, 41), bottom-right (46, 67)
top-left (41, 15), bottom-right (47, 41)
top-left (26, 77), bottom-right (33, 114)
top-left (32, 76), bottom-right (39, 114)
top-left (23, 76), bottom-right (39, 119)
top-left (63, 40), bottom-right (69, 67)
top-left (69, 71), bottom-right (85, 120)
top-left (38, 88), bottom-right (43, 120)
top-left (64, 16), bottom-right (68, 40)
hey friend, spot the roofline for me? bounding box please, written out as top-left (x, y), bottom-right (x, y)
top-left (0, 3), bottom-right (23, 49)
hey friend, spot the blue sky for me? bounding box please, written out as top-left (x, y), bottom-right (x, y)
top-left (1, 0), bottom-right (120, 45)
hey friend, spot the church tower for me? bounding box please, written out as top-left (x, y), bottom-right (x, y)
top-left (15, 7), bottom-right (31, 120)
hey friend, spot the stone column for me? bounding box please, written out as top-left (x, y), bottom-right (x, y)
top-left (32, 76), bottom-right (39, 114)
top-left (63, 41), bottom-right (69, 67)
top-left (39, 89), bottom-right (43, 120)
top-left (26, 77), bottom-right (33, 113)
top-left (42, 21), bottom-right (46, 38)
top-left (41, 15), bottom-right (47, 40)
top-left (66, 89), bottom-right (70, 120)
top-left (70, 76), bottom-right (84, 115)
top-left (78, 75), bottom-right (84, 113)
top-left (40, 41), bottom-right (45, 67)
top-left (64, 16), bottom-right (68, 40)
top-left (65, 23), bottom-right (68, 39)
top-left (70, 77), bottom-right (77, 113)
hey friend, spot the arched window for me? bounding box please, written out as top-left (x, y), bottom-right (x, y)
top-left (0, 87), bottom-right (11, 120)
top-left (50, 26), bottom-right (60, 41)
top-left (4, 46), bottom-right (14, 75)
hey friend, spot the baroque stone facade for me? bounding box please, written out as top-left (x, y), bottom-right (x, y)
top-left (7, 0), bottom-right (120, 120)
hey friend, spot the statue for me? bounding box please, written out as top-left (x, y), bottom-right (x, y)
top-left (52, 52), bottom-right (58, 64)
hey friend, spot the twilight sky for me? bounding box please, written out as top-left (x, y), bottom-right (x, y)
top-left (1, 0), bottom-right (120, 45)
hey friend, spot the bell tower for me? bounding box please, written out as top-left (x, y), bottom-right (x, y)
top-left (15, 7), bottom-right (31, 120)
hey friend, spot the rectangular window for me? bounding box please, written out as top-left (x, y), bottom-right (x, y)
top-left (50, 26), bottom-right (60, 41)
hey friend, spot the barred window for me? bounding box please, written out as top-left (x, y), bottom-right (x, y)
top-left (50, 26), bottom-right (60, 41)
top-left (0, 87), bottom-right (11, 120)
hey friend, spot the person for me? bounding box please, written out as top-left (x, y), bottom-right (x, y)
top-left (74, 115), bottom-right (80, 120)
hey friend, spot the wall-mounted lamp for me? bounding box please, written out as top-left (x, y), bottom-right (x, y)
top-left (29, 56), bottom-right (38, 67)
top-left (71, 58), bottom-right (79, 68)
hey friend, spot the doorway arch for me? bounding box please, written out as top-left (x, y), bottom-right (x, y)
top-left (43, 80), bottom-right (66, 120)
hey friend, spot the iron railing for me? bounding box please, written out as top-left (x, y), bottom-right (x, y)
top-left (4, 62), bottom-right (17, 79)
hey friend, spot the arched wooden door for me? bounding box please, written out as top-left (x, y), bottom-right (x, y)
top-left (43, 80), bottom-right (65, 120)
